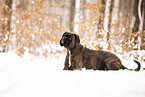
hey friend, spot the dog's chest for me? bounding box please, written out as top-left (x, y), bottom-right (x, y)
top-left (68, 50), bottom-right (71, 67)
top-left (70, 51), bottom-right (84, 70)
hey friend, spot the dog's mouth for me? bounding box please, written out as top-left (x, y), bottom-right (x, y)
top-left (60, 35), bottom-right (72, 48)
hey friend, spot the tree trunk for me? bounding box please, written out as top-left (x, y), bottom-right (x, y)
top-left (103, 0), bottom-right (111, 42)
top-left (110, 0), bottom-right (119, 35)
top-left (141, 0), bottom-right (145, 49)
top-left (73, 0), bottom-right (80, 34)
top-left (132, 0), bottom-right (145, 50)
top-left (132, 0), bottom-right (139, 49)
top-left (97, 0), bottom-right (106, 32)
top-left (0, 0), bottom-right (13, 52)
top-left (137, 0), bottom-right (143, 50)
top-left (69, 0), bottom-right (76, 31)
top-left (107, 0), bottom-right (114, 42)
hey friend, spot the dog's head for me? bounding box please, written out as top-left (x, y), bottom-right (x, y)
top-left (60, 32), bottom-right (80, 49)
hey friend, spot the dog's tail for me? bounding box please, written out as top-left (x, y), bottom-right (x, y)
top-left (123, 60), bottom-right (141, 71)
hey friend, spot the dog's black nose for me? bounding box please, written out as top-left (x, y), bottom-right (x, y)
top-left (60, 39), bottom-right (64, 46)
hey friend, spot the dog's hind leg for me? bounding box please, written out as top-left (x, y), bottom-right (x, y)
top-left (104, 58), bottom-right (123, 70)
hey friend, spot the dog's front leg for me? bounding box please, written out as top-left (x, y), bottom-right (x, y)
top-left (63, 50), bottom-right (73, 70)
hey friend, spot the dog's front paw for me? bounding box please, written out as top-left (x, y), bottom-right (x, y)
top-left (63, 66), bottom-right (69, 70)
top-left (63, 66), bottom-right (74, 70)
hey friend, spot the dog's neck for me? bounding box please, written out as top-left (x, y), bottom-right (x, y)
top-left (69, 44), bottom-right (83, 55)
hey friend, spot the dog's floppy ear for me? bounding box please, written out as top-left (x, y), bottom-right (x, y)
top-left (73, 34), bottom-right (80, 43)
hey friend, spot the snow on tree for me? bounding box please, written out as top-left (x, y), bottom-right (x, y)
top-left (0, 0), bottom-right (144, 60)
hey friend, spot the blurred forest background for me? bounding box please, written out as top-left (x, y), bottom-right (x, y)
top-left (0, 0), bottom-right (145, 59)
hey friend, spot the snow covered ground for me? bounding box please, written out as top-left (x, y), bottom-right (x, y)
top-left (0, 51), bottom-right (145, 97)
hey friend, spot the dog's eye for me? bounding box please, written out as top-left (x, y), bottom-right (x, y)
top-left (65, 35), bottom-right (69, 37)
top-left (65, 35), bottom-right (71, 38)
top-left (63, 34), bottom-right (71, 40)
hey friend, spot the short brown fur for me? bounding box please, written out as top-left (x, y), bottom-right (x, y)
top-left (60, 32), bottom-right (141, 71)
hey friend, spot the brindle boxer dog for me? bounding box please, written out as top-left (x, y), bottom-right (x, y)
top-left (60, 32), bottom-right (141, 71)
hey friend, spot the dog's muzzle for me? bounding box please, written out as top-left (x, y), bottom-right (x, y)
top-left (60, 36), bottom-right (67, 46)
top-left (60, 35), bottom-right (72, 48)
top-left (60, 39), bottom-right (64, 46)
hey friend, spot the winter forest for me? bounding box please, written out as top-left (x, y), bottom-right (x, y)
top-left (0, 0), bottom-right (145, 97)
top-left (0, 0), bottom-right (145, 58)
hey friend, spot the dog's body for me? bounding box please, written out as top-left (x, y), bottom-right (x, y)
top-left (60, 32), bottom-right (141, 71)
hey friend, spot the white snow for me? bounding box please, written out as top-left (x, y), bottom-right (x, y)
top-left (0, 50), bottom-right (145, 97)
